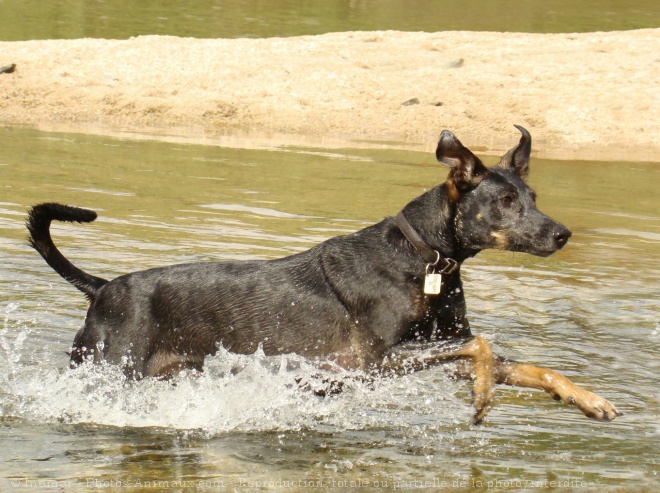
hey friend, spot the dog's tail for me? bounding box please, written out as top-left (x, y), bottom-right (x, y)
top-left (27, 203), bottom-right (108, 301)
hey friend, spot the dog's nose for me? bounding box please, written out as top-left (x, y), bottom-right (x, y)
top-left (553, 226), bottom-right (572, 249)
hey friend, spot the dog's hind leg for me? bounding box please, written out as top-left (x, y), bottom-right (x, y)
top-left (144, 350), bottom-right (205, 380)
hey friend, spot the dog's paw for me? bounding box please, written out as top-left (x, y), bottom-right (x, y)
top-left (570, 389), bottom-right (622, 421)
top-left (472, 374), bottom-right (496, 424)
top-left (472, 392), bottom-right (495, 425)
top-left (540, 371), bottom-right (621, 422)
top-left (553, 383), bottom-right (622, 421)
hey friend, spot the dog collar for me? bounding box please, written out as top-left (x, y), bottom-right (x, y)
top-left (395, 211), bottom-right (459, 275)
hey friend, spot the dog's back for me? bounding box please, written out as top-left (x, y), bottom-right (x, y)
top-left (68, 220), bottom-right (432, 377)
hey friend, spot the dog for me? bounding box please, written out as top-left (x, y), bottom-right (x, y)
top-left (27, 126), bottom-right (620, 423)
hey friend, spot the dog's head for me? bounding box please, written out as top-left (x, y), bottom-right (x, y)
top-left (436, 126), bottom-right (571, 257)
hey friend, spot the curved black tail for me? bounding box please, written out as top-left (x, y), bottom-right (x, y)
top-left (27, 203), bottom-right (108, 301)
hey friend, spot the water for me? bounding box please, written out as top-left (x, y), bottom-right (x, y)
top-left (0, 126), bottom-right (658, 490)
top-left (0, 0), bottom-right (658, 41)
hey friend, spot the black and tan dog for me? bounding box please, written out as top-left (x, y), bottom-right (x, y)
top-left (27, 126), bottom-right (620, 423)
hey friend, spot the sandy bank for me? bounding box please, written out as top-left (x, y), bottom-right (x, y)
top-left (1, 30), bottom-right (658, 160)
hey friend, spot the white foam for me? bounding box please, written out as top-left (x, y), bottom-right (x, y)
top-left (1, 302), bottom-right (469, 435)
top-left (1, 342), bottom-right (468, 436)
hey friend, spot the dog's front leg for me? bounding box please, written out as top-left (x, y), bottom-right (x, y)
top-left (492, 359), bottom-right (621, 421)
top-left (381, 336), bottom-right (496, 424)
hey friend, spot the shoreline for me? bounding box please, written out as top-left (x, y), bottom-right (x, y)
top-left (1, 30), bottom-right (658, 161)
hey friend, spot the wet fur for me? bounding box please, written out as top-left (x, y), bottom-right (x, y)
top-left (27, 126), bottom-right (620, 423)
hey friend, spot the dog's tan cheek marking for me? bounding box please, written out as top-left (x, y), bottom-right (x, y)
top-left (446, 178), bottom-right (460, 203)
top-left (490, 231), bottom-right (508, 248)
top-left (476, 213), bottom-right (483, 221)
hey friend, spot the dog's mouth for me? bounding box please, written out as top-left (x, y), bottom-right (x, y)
top-left (533, 249), bottom-right (558, 258)
top-left (502, 240), bottom-right (564, 258)
top-left (493, 226), bottom-right (570, 257)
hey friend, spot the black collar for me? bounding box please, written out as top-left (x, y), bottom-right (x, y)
top-left (395, 211), bottom-right (459, 274)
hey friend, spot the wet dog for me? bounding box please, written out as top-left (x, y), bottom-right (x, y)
top-left (27, 126), bottom-right (620, 423)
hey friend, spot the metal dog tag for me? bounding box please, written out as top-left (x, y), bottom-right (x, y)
top-left (424, 273), bottom-right (442, 295)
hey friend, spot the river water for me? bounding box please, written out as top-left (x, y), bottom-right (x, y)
top-left (0, 0), bottom-right (658, 41)
top-left (0, 126), bottom-right (658, 490)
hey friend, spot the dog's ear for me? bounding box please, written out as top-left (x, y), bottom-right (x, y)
top-left (436, 130), bottom-right (489, 199)
top-left (498, 125), bottom-right (531, 180)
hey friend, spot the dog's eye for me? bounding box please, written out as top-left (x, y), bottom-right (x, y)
top-left (500, 194), bottom-right (514, 207)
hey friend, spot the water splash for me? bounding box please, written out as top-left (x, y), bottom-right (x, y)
top-left (1, 314), bottom-right (469, 435)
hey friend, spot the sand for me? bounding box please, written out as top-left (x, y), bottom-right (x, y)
top-left (1, 29), bottom-right (658, 161)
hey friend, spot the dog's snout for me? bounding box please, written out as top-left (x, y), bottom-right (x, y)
top-left (553, 226), bottom-right (572, 249)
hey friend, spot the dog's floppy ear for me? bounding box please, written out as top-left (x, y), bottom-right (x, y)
top-left (498, 125), bottom-right (531, 180)
top-left (436, 130), bottom-right (489, 199)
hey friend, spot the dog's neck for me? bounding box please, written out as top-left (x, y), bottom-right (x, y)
top-left (399, 184), bottom-right (479, 263)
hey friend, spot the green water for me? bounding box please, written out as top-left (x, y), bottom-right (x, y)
top-left (0, 126), bottom-right (658, 490)
top-left (1, 1), bottom-right (658, 488)
top-left (0, 0), bottom-right (658, 41)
